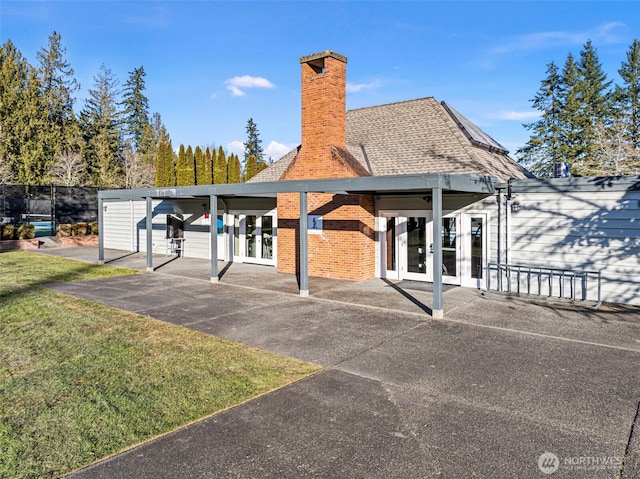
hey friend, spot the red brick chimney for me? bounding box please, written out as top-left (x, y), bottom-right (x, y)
top-left (300, 50), bottom-right (347, 158)
top-left (277, 51), bottom-right (375, 282)
top-left (281, 51), bottom-right (367, 180)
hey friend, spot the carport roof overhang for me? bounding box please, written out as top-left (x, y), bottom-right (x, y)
top-left (98, 173), bottom-right (497, 319)
top-left (98, 173), bottom-right (497, 200)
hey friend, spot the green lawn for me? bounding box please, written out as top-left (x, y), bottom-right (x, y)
top-left (0, 250), bottom-right (321, 479)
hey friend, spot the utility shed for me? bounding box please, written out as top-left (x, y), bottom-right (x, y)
top-left (507, 176), bottom-right (640, 306)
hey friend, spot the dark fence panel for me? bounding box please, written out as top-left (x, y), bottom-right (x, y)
top-left (54, 186), bottom-right (98, 224)
top-left (0, 185), bottom-right (98, 236)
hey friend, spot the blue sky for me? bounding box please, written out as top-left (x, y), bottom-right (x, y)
top-left (2, 1), bottom-right (639, 161)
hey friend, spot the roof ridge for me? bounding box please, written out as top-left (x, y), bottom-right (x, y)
top-left (347, 96), bottom-right (436, 114)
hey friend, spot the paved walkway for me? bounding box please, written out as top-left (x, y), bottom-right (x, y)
top-left (34, 247), bottom-right (640, 478)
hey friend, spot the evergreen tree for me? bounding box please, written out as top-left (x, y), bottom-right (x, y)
top-left (556, 53), bottom-right (584, 171)
top-left (244, 154), bottom-right (257, 181)
top-left (194, 146), bottom-right (208, 185)
top-left (140, 112), bottom-right (169, 166)
top-left (176, 144), bottom-right (195, 186)
top-left (0, 40), bottom-right (31, 181)
top-left (36, 31), bottom-right (81, 163)
top-left (575, 40), bottom-right (613, 173)
top-left (227, 153), bottom-right (241, 183)
top-left (121, 66), bottom-right (149, 152)
top-left (80, 64), bottom-right (123, 187)
top-left (256, 159), bottom-right (268, 175)
top-left (214, 146), bottom-right (227, 184)
top-left (616, 39), bottom-right (640, 164)
top-left (154, 139), bottom-right (175, 187)
top-left (243, 118), bottom-right (263, 173)
top-left (517, 61), bottom-right (564, 177)
top-left (15, 68), bottom-right (49, 184)
top-left (202, 147), bottom-right (213, 185)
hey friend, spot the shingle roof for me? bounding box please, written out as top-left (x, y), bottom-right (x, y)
top-left (249, 97), bottom-right (533, 183)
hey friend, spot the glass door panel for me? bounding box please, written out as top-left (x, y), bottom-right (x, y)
top-left (407, 217), bottom-right (427, 274)
top-left (233, 216), bottom-right (240, 256)
top-left (386, 217), bottom-right (396, 272)
top-left (442, 217), bottom-right (457, 277)
top-left (261, 215), bottom-right (273, 260)
top-left (245, 215), bottom-right (257, 258)
top-left (471, 217), bottom-right (483, 279)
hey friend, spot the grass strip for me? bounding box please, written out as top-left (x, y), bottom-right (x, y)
top-left (0, 250), bottom-right (321, 478)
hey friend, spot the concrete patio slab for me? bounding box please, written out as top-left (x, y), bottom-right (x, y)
top-left (30, 247), bottom-right (640, 478)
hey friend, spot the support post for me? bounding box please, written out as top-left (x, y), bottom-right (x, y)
top-left (299, 192), bottom-right (309, 297)
top-left (98, 196), bottom-right (104, 264)
top-left (432, 186), bottom-right (443, 319)
top-left (146, 196), bottom-right (153, 272)
top-left (210, 195), bottom-right (218, 283)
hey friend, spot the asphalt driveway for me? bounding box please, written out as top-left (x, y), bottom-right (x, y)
top-left (36, 249), bottom-right (640, 478)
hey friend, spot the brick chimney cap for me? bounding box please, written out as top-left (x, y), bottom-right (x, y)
top-left (300, 50), bottom-right (347, 65)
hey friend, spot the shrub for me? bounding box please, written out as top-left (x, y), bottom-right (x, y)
top-left (76, 222), bottom-right (88, 236)
top-left (56, 224), bottom-right (72, 237)
top-left (1, 224), bottom-right (15, 240)
top-left (89, 222), bottom-right (99, 235)
top-left (17, 224), bottom-right (35, 240)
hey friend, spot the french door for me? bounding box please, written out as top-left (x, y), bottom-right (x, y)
top-left (231, 212), bottom-right (276, 265)
top-left (382, 212), bottom-right (468, 286)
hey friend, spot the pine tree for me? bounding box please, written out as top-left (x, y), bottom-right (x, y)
top-left (121, 66), bottom-right (149, 152)
top-left (556, 53), bottom-right (584, 172)
top-left (243, 118), bottom-right (263, 174)
top-left (227, 153), bottom-right (241, 183)
top-left (36, 31), bottom-right (81, 164)
top-left (214, 146), bottom-right (227, 184)
top-left (140, 112), bottom-right (169, 166)
top-left (16, 68), bottom-right (49, 184)
top-left (575, 40), bottom-right (613, 173)
top-left (0, 40), bottom-right (31, 181)
top-left (517, 61), bottom-right (564, 177)
top-left (616, 39), bottom-right (640, 168)
top-left (80, 64), bottom-right (123, 187)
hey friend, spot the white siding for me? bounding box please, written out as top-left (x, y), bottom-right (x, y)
top-left (102, 198), bottom-right (265, 261)
top-left (509, 189), bottom-right (640, 306)
top-left (103, 200), bottom-right (135, 251)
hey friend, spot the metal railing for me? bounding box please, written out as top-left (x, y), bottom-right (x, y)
top-left (487, 263), bottom-right (602, 306)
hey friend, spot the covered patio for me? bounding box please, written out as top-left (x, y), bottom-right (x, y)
top-left (97, 173), bottom-right (496, 318)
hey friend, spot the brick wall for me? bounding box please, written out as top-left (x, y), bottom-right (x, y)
top-left (276, 51), bottom-right (376, 282)
top-left (277, 192), bottom-right (375, 281)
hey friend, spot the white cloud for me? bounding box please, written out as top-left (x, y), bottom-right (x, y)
top-left (227, 141), bottom-right (244, 156)
top-left (224, 75), bottom-right (275, 96)
top-left (346, 79), bottom-right (383, 93)
top-left (496, 111), bottom-right (540, 121)
top-left (492, 21), bottom-right (627, 55)
top-left (264, 141), bottom-right (294, 160)
top-left (226, 140), bottom-right (295, 161)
